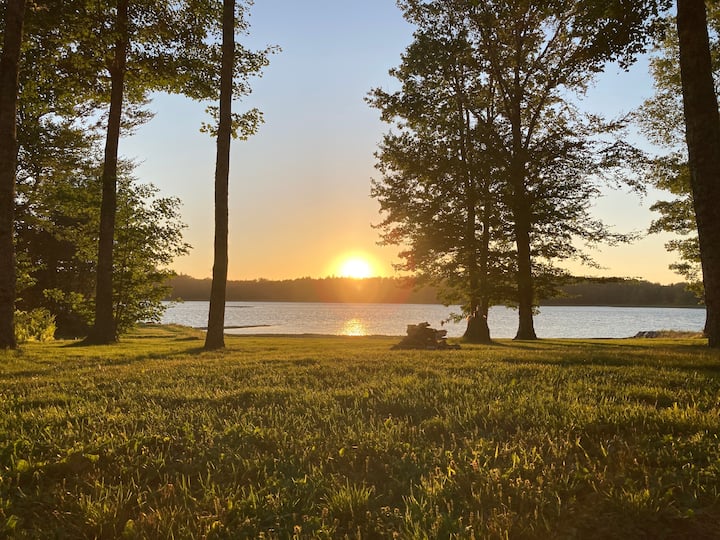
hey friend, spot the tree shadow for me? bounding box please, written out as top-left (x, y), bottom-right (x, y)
top-left (490, 338), bottom-right (720, 371)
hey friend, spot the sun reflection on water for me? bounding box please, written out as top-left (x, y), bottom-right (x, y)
top-left (341, 318), bottom-right (368, 336)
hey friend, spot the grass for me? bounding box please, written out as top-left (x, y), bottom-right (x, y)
top-left (1, 324), bottom-right (719, 538)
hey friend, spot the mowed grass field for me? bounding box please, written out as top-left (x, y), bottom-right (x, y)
top-left (1, 325), bottom-right (719, 539)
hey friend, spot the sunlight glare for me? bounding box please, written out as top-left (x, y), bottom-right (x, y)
top-left (341, 318), bottom-right (368, 336)
top-left (338, 257), bottom-right (373, 279)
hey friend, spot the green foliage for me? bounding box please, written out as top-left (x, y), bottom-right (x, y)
top-left (112, 180), bottom-right (190, 334)
top-left (367, 12), bottom-right (515, 325)
top-left (13, 308), bottom-right (55, 343)
top-left (13, 0), bottom-right (273, 342)
top-left (200, 106), bottom-right (264, 140)
top-left (0, 327), bottom-right (718, 537)
top-left (17, 160), bottom-right (189, 337)
top-left (638, 6), bottom-right (720, 299)
top-left (542, 278), bottom-right (700, 307)
top-left (41, 289), bottom-right (94, 338)
top-left (25, 0), bottom-right (274, 114)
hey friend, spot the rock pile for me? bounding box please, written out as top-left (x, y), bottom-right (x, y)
top-left (392, 322), bottom-right (460, 350)
top-left (633, 331), bottom-right (661, 338)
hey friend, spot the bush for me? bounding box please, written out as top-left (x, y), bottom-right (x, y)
top-left (15, 309), bottom-right (56, 343)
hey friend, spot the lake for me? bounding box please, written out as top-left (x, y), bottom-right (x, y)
top-left (161, 302), bottom-right (706, 339)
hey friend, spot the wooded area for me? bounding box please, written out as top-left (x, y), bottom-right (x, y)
top-left (0, 1), bottom-right (271, 345)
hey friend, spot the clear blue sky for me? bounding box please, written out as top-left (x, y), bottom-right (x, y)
top-left (121, 0), bottom-right (681, 284)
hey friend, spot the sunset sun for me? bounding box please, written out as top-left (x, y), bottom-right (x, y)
top-left (337, 257), bottom-right (374, 279)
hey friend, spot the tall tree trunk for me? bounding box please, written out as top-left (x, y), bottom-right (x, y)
top-left (464, 211), bottom-right (490, 342)
top-left (0, 0), bottom-right (25, 349)
top-left (456, 91), bottom-right (491, 344)
top-left (479, 199), bottom-right (493, 341)
top-left (465, 306), bottom-right (491, 343)
top-left (510, 155), bottom-right (537, 340)
top-left (86, 0), bottom-right (129, 344)
top-left (677, 0), bottom-right (720, 348)
top-left (464, 194), bottom-right (492, 344)
top-left (513, 209), bottom-right (537, 340)
top-left (508, 76), bottom-right (537, 340)
top-left (204, 0), bottom-right (234, 350)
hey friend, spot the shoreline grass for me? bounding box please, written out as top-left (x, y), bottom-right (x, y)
top-left (1, 325), bottom-right (719, 538)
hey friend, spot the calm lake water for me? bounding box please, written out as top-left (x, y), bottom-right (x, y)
top-left (161, 302), bottom-right (705, 339)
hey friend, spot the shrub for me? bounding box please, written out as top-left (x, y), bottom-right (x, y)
top-left (14, 309), bottom-right (56, 343)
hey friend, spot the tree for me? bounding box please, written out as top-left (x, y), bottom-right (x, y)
top-left (10, 1), bottom-right (139, 342)
top-left (368, 6), bottom-right (514, 343)
top-left (646, 161), bottom-right (702, 297)
top-left (637, 7), bottom-right (720, 303)
top-left (676, 0), bottom-right (720, 347)
top-left (203, 0), bottom-right (270, 350)
top-left (15, 121), bottom-right (99, 336)
top-left (0, 0), bottom-right (26, 349)
top-left (11, 14), bottom-right (190, 337)
top-left (205, 0), bottom-right (235, 350)
top-left (16, 150), bottom-right (189, 337)
top-left (462, 0), bottom-right (668, 339)
top-left (7, 1), bottom-right (269, 344)
top-left (372, 0), bottom-right (654, 341)
top-left (85, 0), bottom-right (199, 342)
top-left (113, 181), bottom-right (190, 332)
top-left (85, 0), bottom-right (130, 344)
top-left (64, 0), bottom-right (269, 343)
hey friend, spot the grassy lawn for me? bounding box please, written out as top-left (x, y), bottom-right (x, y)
top-left (1, 325), bottom-right (719, 539)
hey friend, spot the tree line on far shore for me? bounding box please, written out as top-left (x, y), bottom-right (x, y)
top-left (166, 275), bottom-right (701, 308)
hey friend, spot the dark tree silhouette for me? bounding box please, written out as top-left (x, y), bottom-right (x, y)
top-left (86, 0), bottom-right (129, 344)
top-left (205, 0), bottom-right (235, 350)
top-left (465, 0), bottom-right (664, 339)
top-left (0, 0), bottom-right (26, 349)
top-left (676, 0), bottom-right (720, 347)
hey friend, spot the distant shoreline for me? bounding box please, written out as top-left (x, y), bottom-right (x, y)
top-left (169, 299), bottom-right (705, 309)
top-left (166, 274), bottom-right (702, 308)
top-left (194, 324), bottom-right (272, 330)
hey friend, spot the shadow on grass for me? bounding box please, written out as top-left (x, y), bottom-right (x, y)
top-left (58, 339), bottom-right (209, 367)
top-left (50, 329), bottom-right (720, 374)
top-left (490, 338), bottom-right (720, 371)
top-left (62, 340), bottom-right (105, 348)
top-left (0, 369), bottom-right (48, 381)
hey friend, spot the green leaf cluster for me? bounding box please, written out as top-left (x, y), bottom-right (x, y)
top-left (13, 308), bottom-right (55, 343)
top-left (17, 154), bottom-right (190, 337)
top-left (638, 5), bottom-right (720, 300)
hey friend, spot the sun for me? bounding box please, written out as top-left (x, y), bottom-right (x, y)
top-left (338, 257), bottom-right (374, 279)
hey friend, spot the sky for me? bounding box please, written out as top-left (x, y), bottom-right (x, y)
top-left (120, 0), bottom-right (682, 284)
